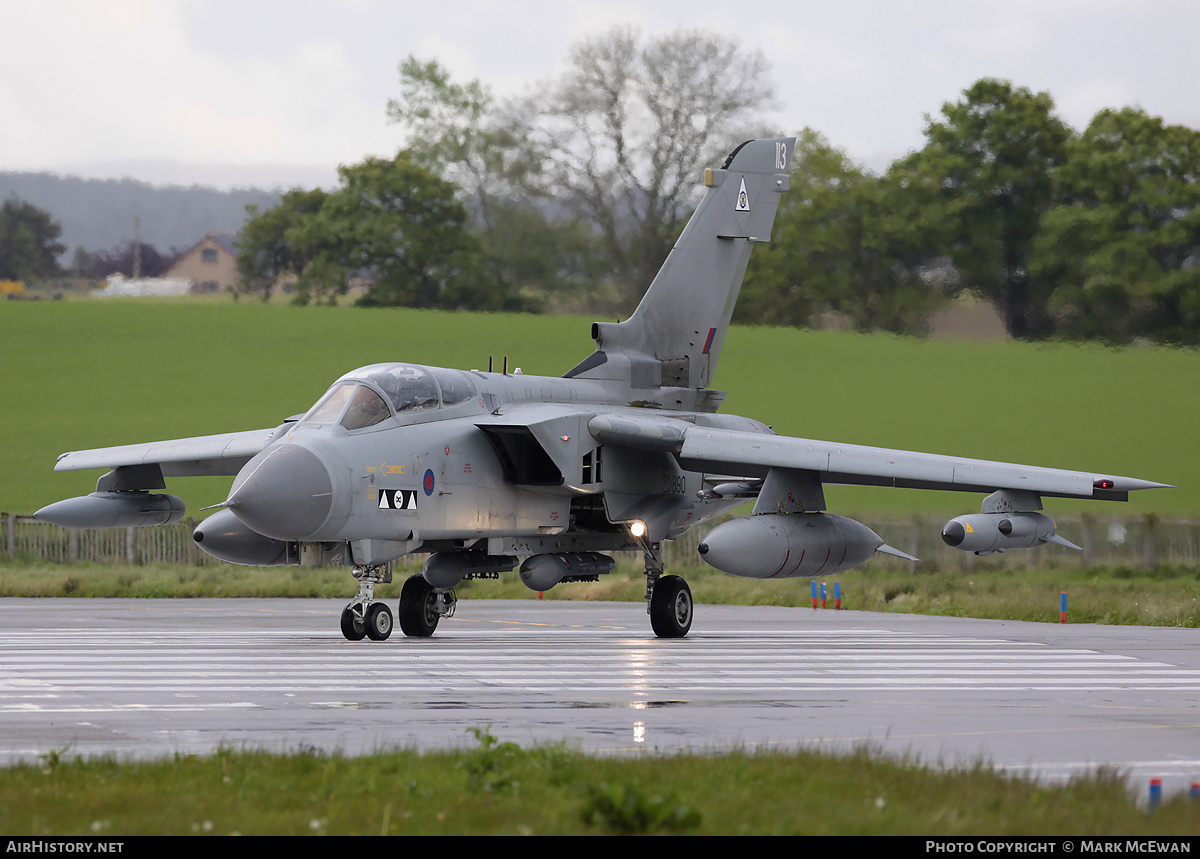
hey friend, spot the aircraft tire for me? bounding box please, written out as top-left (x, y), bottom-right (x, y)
top-left (365, 602), bottom-right (393, 641)
top-left (398, 574), bottom-right (440, 637)
top-left (650, 575), bottom-right (692, 638)
top-left (340, 605), bottom-right (366, 641)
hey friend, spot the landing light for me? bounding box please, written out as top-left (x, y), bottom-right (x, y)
top-left (629, 520), bottom-right (647, 538)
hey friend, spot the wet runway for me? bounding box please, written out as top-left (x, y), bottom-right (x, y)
top-left (2, 598), bottom-right (1198, 795)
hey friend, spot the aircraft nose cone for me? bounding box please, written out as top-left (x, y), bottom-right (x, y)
top-left (227, 444), bottom-right (333, 540)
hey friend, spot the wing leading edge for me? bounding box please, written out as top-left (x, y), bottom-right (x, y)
top-left (53, 427), bottom-right (282, 479)
top-left (589, 415), bottom-right (1168, 502)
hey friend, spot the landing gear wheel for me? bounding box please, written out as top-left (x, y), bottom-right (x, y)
top-left (650, 575), bottom-right (692, 639)
top-left (365, 602), bottom-right (393, 641)
top-left (340, 605), bottom-right (366, 641)
top-left (398, 574), bottom-right (440, 638)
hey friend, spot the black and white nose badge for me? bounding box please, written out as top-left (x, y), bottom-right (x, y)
top-left (378, 489), bottom-right (418, 510)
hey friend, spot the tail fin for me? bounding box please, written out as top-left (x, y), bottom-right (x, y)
top-left (565, 137), bottom-right (794, 399)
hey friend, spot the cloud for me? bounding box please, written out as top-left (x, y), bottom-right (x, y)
top-left (0, 1), bottom-right (395, 172)
top-left (3, 0), bottom-right (1199, 188)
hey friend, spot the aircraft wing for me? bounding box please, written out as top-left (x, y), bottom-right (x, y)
top-left (53, 427), bottom-right (282, 478)
top-left (587, 414), bottom-right (1168, 501)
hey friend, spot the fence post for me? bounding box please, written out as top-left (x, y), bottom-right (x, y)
top-left (909, 516), bottom-right (921, 573)
top-left (1143, 513), bottom-right (1158, 569)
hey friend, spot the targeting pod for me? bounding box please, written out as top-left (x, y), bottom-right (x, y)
top-left (35, 491), bottom-right (185, 529)
top-left (941, 511), bottom-right (1078, 554)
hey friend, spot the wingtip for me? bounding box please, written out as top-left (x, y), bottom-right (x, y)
top-left (1118, 478), bottom-right (1175, 491)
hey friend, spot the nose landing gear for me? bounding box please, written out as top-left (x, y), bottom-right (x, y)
top-left (340, 564), bottom-right (394, 641)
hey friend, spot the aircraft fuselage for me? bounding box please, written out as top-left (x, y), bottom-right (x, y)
top-left (222, 364), bottom-right (763, 567)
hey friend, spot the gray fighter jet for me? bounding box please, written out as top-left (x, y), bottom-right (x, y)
top-left (36, 137), bottom-right (1169, 640)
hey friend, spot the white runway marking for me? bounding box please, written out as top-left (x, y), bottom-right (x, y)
top-left (3, 626), bottom-right (1198, 703)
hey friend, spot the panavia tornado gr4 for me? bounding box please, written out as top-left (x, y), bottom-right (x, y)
top-left (37, 137), bottom-right (1169, 640)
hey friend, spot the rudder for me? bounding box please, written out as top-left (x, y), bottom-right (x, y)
top-left (566, 137), bottom-right (794, 397)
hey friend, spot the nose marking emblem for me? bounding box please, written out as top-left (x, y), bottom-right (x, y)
top-left (378, 489), bottom-right (417, 510)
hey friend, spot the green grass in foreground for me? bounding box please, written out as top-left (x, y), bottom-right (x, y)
top-left (2, 557), bottom-right (1199, 627)
top-left (3, 734), bottom-right (1198, 835)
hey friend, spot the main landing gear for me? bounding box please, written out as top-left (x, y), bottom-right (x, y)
top-left (397, 573), bottom-right (456, 637)
top-left (641, 541), bottom-right (693, 639)
top-left (340, 566), bottom-right (456, 642)
top-left (339, 546), bottom-right (692, 641)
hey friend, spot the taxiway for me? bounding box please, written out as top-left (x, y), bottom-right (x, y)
top-left (1, 598), bottom-right (1198, 795)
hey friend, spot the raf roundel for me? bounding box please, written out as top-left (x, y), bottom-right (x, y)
top-left (423, 469), bottom-right (435, 496)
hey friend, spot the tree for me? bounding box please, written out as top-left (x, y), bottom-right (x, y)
top-left (387, 57), bottom-right (539, 235)
top-left (1032, 108), bottom-right (1200, 344)
top-left (525, 26), bottom-right (777, 304)
top-left (236, 154), bottom-right (527, 311)
top-left (738, 129), bottom-right (945, 333)
top-left (387, 31), bottom-right (777, 311)
top-left (85, 241), bottom-right (174, 279)
top-left (67, 247), bottom-right (94, 279)
top-left (0, 197), bottom-right (64, 282)
top-left (915, 79), bottom-right (1072, 338)
top-left (236, 188), bottom-right (330, 300)
top-left (387, 57), bottom-right (600, 308)
top-left (329, 155), bottom-right (501, 310)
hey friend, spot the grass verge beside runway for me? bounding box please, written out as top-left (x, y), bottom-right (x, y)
top-left (1, 737), bottom-right (1197, 835)
top-left (2, 558), bottom-right (1198, 627)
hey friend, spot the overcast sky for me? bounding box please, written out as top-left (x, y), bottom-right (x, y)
top-left (3, 0), bottom-right (1199, 190)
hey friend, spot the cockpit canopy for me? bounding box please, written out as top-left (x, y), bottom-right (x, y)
top-left (302, 363), bottom-right (478, 430)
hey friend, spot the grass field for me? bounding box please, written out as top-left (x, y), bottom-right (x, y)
top-left (1, 297), bottom-right (1195, 517)
top-left (2, 558), bottom-right (1198, 627)
top-left (4, 738), bottom-right (1198, 836)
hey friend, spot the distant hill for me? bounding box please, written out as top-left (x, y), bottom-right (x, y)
top-left (0, 172), bottom-right (281, 260)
